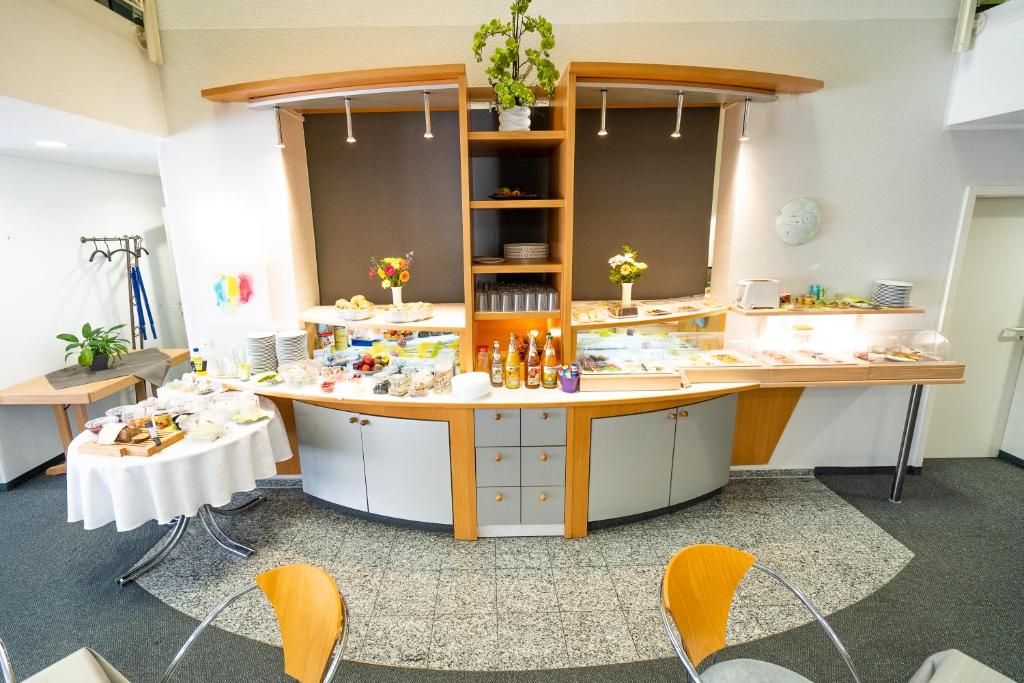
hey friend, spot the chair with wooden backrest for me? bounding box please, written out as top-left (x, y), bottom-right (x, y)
top-left (660, 544), bottom-right (861, 683)
top-left (161, 563), bottom-right (347, 683)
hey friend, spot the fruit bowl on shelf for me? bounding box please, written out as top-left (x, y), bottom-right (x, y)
top-left (384, 302), bottom-right (433, 323)
top-left (335, 294), bottom-right (375, 321)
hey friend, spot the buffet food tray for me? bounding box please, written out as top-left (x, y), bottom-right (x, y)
top-left (78, 429), bottom-right (184, 457)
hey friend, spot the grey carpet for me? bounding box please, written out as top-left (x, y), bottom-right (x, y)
top-left (0, 459), bottom-right (1020, 682)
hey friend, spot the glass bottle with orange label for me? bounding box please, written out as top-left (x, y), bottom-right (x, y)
top-left (525, 333), bottom-right (541, 389)
top-left (541, 333), bottom-right (559, 388)
top-left (504, 333), bottom-right (521, 389)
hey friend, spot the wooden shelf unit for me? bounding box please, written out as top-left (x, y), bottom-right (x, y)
top-left (471, 259), bottom-right (563, 274)
top-left (571, 301), bottom-right (728, 330)
top-left (300, 304), bottom-right (467, 332)
top-left (469, 199), bottom-right (565, 210)
top-left (729, 306), bottom-right (925, 317)
top-left (467, 131), bottom-right (566, 157)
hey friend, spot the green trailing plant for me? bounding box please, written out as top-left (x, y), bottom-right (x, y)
top-left (57, 323), bottom-right (130, 368)
top-left (472, 0), bottom-right (558, 110)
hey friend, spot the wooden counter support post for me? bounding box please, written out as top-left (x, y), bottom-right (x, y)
top-left (731, 387), bottom-right (803, 466)
top-left (448, 408), bottom-right (478, 540)
top-left (564, 407), bottom-right (590, 538)
top-left (266, 395), bottom-right (302, 475)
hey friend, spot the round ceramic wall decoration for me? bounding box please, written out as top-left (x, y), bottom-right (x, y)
top-left (775, 198), bottom-right (822, 245)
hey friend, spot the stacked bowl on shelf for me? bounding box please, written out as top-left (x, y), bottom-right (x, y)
top-left (503, 243), bottom-right (549, 261)
top-left (872, 280), bottom-right (913, 308)
top-left (245, 332), bottom-right (277, 373)
top-left (275, 330), bottom-right (308, 365)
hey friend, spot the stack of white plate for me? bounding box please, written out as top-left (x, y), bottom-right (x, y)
top-left (245, 332), bottom-right (277, 373)
top-left (503, 242), bottom-right (549, 260)
top-left (872, 280), bottom-right (913, 308)
top-left (275, 330), bottom-right (308, 365)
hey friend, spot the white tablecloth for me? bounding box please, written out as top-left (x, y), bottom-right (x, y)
top-left (66, 399), bottom-right (292, 531)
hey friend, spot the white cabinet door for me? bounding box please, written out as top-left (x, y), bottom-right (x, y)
top-left (670, 395), bottom-right (737, 506)
top-left (588, 408), bottom-right (677, 521)
top-left (294, 402), bottom-right (367, 511)
top-left (360, 414), bottom-right (453, 525)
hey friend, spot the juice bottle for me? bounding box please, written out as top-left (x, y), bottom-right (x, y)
top-left (504, 333), bottom-right (521, 389)
top-left (542, 333), bottom-right (559, 388)
top-left (190, 347), bottom-right (207, 376)
top-left (525, 333), bottom-right (541, 389)
top-left (489, 340), bottom-right (503, 387)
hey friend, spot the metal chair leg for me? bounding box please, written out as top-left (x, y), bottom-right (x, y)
top-left (890, 384), bottom-right (923, 503)
top-left (119, 515), bottom-right (189, 585)
top-left (198, 505), bottom-right (255, 559)
top-left (208, 494), bottom-right (264, 517)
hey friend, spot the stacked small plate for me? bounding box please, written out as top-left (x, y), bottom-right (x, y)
top-left (275, 330), bottom-right (308, 365)
top-left (872, 280), bottom-right (913, 308)
top-left (504, 242), bottom-right (549, 260)
top-left (245, 332), bottom-right (278, 373)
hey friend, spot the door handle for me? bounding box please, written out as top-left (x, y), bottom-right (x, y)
top-left (1000, 326), bottom-right (1024, 341)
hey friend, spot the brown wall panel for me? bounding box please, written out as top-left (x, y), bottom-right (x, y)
top-left (572, 107), bottom-right (719, 301)
top-left (304, 111), bottom-right (464, 305)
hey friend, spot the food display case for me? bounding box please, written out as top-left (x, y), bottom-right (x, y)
top-left (575, 330), bottom-right (687, 391)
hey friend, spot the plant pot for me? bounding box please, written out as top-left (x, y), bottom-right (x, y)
top-left (90, 353), bottom-right (111, 371)
top-left (621, 282), bottom-right (633, 308)
top-left (498, 105), bottom-right (531, 132)
top-left (391, 286), bottom-right (404, 306)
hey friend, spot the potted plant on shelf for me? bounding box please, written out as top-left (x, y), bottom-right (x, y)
top-left (57, 323), bottom-right (130, 371)
top-left (369, 252), bottom-right (414, 306)
top-left (472, 0), bottom-right (558, 132)
top-left (608, 245), bottom-right (648, 318)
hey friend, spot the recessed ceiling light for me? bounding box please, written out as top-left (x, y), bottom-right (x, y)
top-left (34, 140), bottom-right (68, 149)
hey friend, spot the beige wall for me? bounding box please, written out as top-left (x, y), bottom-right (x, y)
top-left (0, 0), bottom-right (165, 136)
top-left (153, 1), bottom-right (1024, 466)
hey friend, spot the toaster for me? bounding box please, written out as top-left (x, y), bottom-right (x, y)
top-left (734, 278), bottom-right (780, 310)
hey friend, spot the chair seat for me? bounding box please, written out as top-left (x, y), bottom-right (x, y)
top-left (702, 658), bottom-right (813, 683)
top-left (908, 649), bottom-right (1015, 683)
top-left (23, 647), bottom-right (131, 683)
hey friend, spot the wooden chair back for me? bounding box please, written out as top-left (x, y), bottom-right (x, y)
top-left (255, 563), bottom-right (344, 683)
top-left (661, 543), bottom-right (756, 667)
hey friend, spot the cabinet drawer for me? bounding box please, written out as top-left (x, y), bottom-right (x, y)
top-left (474, 409), bottom-right (521, 447)
top-left (521, 446), bottom-right (566, 486)
top-left (476, 447), bottom-right (521, 487)
top-left (477, 486), bottom-right (521, 525)
top-left (521, 486), bottom-right (564, 524)
top-left (521, 408), bottom-right (566, 446)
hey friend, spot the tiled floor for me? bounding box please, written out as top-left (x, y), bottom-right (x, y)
top-left (137, 476), bottom-right (913, 671)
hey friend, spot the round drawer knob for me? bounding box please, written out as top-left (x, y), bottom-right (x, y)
top-left (493, 413), bottom-right (502, 421)
top-left (349, 416), bottom-right (358, 424)
top-left (494, 453), bottom-right (502, 462)
top-left (539, 452), bottom-right (549, 462)
top-left (539, 492), bottom-right (549, 502)
top-left (668, 412), bottom-right (677, 420)
top-left (495, 493), bottom-right (503, 502)
top-left (540, 412), bottom-right (549, 420)
top-left (680, 410), bottom-right (689, 418)
top-left (359, 419), bottom-right (369, 426)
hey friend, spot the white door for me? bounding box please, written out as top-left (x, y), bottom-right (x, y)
top-left (1001, 349), bottom-right (1024, 459)
top-left (360, 414), bottom-right (453, 524)
top-left (294, 402), bottom-right (368, 511)
top-left (927, 197), bottom-right (1024, 459)
top-left (670, 395), bottom-right (737, 506)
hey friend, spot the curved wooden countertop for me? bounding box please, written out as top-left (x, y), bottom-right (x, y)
top-left (220, 378), bottom-right (758, 410)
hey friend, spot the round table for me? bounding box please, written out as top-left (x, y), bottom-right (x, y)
top-left (66, 398), bottom-right (292, 584)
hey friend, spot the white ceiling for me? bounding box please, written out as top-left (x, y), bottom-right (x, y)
top-left (0, 95), bottom-right (161, 176)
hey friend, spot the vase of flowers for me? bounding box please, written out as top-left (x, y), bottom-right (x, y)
top-left (369, 252), bottom-right (414, 306)
top-left (608, 245), bottom-right (648, 314)
top-left (472, 0), bottom-right (558, 132)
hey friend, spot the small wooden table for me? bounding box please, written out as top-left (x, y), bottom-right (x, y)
top-left (0, 349), bottom-right (190, 476)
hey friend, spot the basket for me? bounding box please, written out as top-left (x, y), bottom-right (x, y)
top-left (336, 307), bottom-right (375, 321)
top-left (384, 304), bottom-right (433, 323)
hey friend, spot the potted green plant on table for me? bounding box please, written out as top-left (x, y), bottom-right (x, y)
top-left (57, 323), bottom-right (130, 371)
top-left (472, 0), bottom-right (558, 131)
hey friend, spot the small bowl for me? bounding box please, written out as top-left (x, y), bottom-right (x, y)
top-left (85, 416), bottom-right (120, 434)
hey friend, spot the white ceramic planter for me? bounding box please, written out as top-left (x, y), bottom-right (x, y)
top-left (391, 286), bottom-right (404, 306)
top-left (498, 105), bottom-right (532, 132)
top-left (621, 282), bottom-right (633, 308)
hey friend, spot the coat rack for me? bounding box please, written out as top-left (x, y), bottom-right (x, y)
top-left (81, 234), bottom-right (151, 350)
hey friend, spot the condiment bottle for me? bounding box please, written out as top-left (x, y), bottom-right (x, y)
top-left (525, 333), bottom-right (541, 389)
top-left (475, 345), bottom-right (489, 373)
top-left (504, 333), bottom-right (521, 389)
top-left (489, 340), bottom-right (503, 388)
top-left (542, 333), bottom-right (559, 389)
top-left (190, 347), bottom-right (207, 376)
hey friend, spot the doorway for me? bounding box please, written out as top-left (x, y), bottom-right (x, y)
top-left (925, 195), bottom-right (1024, 459)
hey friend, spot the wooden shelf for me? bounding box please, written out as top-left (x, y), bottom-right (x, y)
top-left (470, 199), bottom-right (565, 210)
top-left (571, 299), bottom-right (728, 330)
top-left (467, 131), bottom-right (566, 157)
top-left (300, 303), bottom-right (466, 332)
top-left (471, 259), bottom-right (562, 274)
top-left (474, 311), bottom-right (561, 321)
top-left (729, 306), bottom-right (925, 317)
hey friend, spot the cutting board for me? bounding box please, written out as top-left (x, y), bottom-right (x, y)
top-left (78, 429), bottom-right (185, 457)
